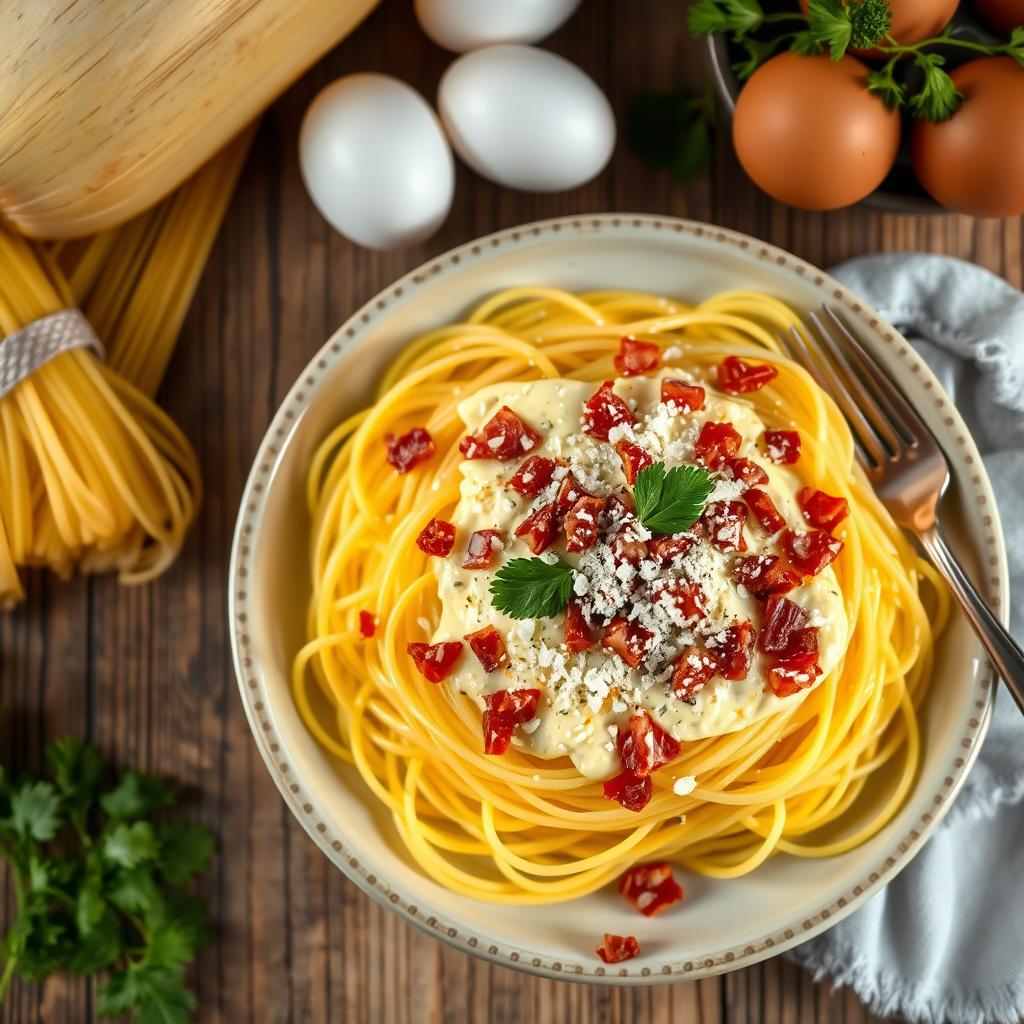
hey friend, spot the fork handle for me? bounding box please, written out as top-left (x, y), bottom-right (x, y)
top-left (920, 527), bottom-right (1024, 715)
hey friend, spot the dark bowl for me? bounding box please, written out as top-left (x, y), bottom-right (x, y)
top-left (703, 4), bottom-right (1002, 215)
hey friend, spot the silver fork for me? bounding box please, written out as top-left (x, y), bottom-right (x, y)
top-left (781, 305), bottom-right (1024, 714)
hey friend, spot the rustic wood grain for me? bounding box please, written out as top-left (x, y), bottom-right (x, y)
top-left (2, 0), bottom-right (1022, 1021)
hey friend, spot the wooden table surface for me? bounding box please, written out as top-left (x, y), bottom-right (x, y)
top-left (2, 1), bottom-right (1022, 1021)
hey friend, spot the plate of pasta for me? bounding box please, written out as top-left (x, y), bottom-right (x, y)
top-left (230, 215), bottom-right (1006, 981)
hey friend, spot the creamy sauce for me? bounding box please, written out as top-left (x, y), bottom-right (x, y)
top-left (433, 372), bottom-right (848, 780)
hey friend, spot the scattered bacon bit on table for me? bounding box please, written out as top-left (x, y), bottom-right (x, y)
top-left (460, 405), bottom-right (542, 461)
top-left (601, 618), bottom-right (655, 668)
top-left (582, 380), bottom-right (634, 440)
top-left (733, 553), bottom-right (800, 599)
top-left (661, 378), bottom-right (705, 413)
top-left (703, 499), bottom-right (748, 553)
top-left (358, 611), bottom-right (376, 638)
top-left (615, 441), bottom-right (653, 484)
top-left (724, 457), bottom-right (769, 486)
top-left (407, 641), bottom-right (463, 683)
top-left (385, 427), bottom-right (435, 474)
top-left (783, 528), bottom-right (844, 576)
top-left (506, 455), bottom-right (557, 496)
top-left (762, 429), bottom-right (801, 464)
top-left (672, 645), bottom-right (717, 699)
top-left (618, 862), bottom-right (684, 917)
top-left (744, 488), bottom-right (787, 535)
top-left (706, 622), bottom-right (756, 680)
top-left (615, 336), bottom-right (661, 377)
top-left (482, 688), bottom-right (541, 755)
top-left (694, 420), bottom-right (742, 469)
top-left (465, 625), bottom-right (508, 672)
top-left (717, 355), bottom-right (779, 394)
top-left (514, 501), bottom-right (559, 554)
top-left (462, 529), bottom-right (504, 569)
top-left (799, 487), bottom-right (850, 532)
top-left (564, 600), bottom-right (595, 652)
top-left (564, 495), bottom-right (606, 553)
top-left (596, 933), bottom-right (640, 964)
top-left (416, 518), bottom-right (456, 557)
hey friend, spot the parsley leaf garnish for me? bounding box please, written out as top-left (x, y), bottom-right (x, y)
top-left (489, 557), bottom-right (575, 620)
top-left (0, 739), bottom-right (214, 1020)
top-left (632, 462), bottom-right (715, 535)
top-left (907, 52), bottom-right (962, 122)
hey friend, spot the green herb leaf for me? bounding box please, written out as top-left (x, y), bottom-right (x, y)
top-left (10, 782), bottom-right (61, 843)
top-left (733, 37), bottom-right (782, 80)
top-left (157, 823), bottom-right (215, 885)
top-left (866, 60), bottom-right (906, 107)
top-left (806, 0), bottom-right (852, 59)
top-left (627, 83), bottom-right (715, 180)
top-left (908, 52), bottom-right (962, 121)
top-left (100, 771), bottom-right (172, 821)
top-left (489, 557), bottom-right (575, 620)
top-left (847, 0), bottom-right (892, 49)
top-left (688, 0), bottom-right (765, 36)
top-left (48, 738), bottom-right (102, 817)
top-left (104, 821), bottom-right (160, 870)
top-left (789, 29), bottom-right (825, 55)
top-left (633, 463), bottom-right (716, 534)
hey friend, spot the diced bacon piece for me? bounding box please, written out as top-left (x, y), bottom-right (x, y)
top-left (783, 528), bottom-right (844, 576)
top-left (407, 641), bottom-right (463, 683)
top-left (665, 581), bottom-right (707, 621)
top-left (619, 712), bottom-right (680, 778)
top-left (416, 518), bottom-right (456, 557)
top-left (462, 529), bottom-right (504, 570)
top-left (582, 380), bottom-right (634, 440)
top-left (694, 421), bottom-right (742, 470)
top-left (601, 618), bottom-right (654, 668)
top-left (596, 934), bottom-right (641, 963)
top-left (359, 611), bottom-right (376, 638)
top-left (555, 472), bottom-right (593, 515)
top-left (706, 622), bottom-right (755, 680)
top-left (465, 625), bottom-right (508, 672)
top-left (672, 646), bottom-right (717, 699)
top-left (762, 429), bottom-right (801, 464)
top-left (615, 337), bottom-right (660, 377)
top-left (603, 773), bottom-right (653, 812)
top-left (718, 355), bottom-right (778, 394)
top-left (648, 533), bottom-right (697, 564)
top-left (744, 488), bottom-right (786, 534)
top-left (661, 378), bottom-right (705, 413)
top-left (768, 653), bottom-right (823, 697)
top-left (724, 457), bottom-right (769, 487)
top-left (482, 688), bottom-right (542, 755)
top-left (514, 502), bottom-right (559, 554)
top-left (385, 427), bottom-right (435, 474)
top-left (506, 455), bottom-right (557, 497)
top-left (564, 600), bottom-right (594, 653)
top-left (759, 595), bottom-right (810, 655)
top-left (618, 862), bottom-right (684, 917)
top-left (605, 497), bottom-right (650, 564)
top-left (799, 488), bottom-right (850, 532)
top-left (702, 500), bottom-right (748, 553)
top-left (733, 554), bottom-right (801, 599)
top-left (615, 441), bottom-right (653, 485)
top-left (564, 496), bottom-right (606, 553)
top-left (459, 406), bottom-right (542, 461)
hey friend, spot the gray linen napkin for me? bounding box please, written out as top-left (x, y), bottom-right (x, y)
top-left (790, 253), bottom-right (1024, 1024)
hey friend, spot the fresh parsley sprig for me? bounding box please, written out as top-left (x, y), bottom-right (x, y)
top-left (490, 557), bottom-right (575, 620)
top-left (632, 463), bottom-right (715, 535)
top-left (0, 739), bottom-right (214, 1022)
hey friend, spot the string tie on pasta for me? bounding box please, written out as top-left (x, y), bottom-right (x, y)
top-left (0, 309), bottom-right (105, 398)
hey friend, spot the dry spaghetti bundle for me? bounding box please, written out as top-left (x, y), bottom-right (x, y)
top-left (0, 130), bottom-right (252, 606)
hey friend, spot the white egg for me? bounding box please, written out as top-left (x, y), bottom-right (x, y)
top-left (438, 45), bottom-right (615, 193)
top-left (414, 0), bottom-right (582, 53)
top-left (299, 74), bottom-right (454, 250)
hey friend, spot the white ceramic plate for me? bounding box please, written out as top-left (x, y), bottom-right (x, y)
top-left (229, 215), bottom-right (1007, 984)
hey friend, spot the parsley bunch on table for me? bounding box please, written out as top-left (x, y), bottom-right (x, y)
top-left (0, 739), bottom-right (214, 1022)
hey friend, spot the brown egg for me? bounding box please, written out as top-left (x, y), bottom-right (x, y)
top-left (972, 0), bottom-right (1024, 36)
top-left (798, 0), bottom-right (959, 53)
top-left (732, 53), bottom-right (901, 210)
top-left (912, 57), bottom-right (1024, 217)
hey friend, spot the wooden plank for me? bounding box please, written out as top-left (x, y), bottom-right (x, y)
top-left (1, 0), bottom-right (1021, 1021)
